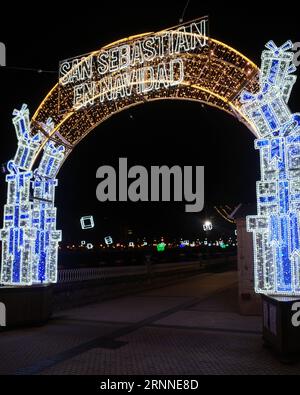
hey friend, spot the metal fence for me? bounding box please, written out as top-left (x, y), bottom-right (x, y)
top-left (58, 261), bottom-right (201, 283)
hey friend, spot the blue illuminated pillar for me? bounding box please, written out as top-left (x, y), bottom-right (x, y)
top-left (243, 41), bottom-right (300, 295)
top-left (0, 107), bottom-right (64, 286)
top-left (31, 140), bottom-right (65, 284)
top-left (0, 105), bottom-right (43, 285)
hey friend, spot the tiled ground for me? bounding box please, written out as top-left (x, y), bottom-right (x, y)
top-left (1, 271), bottom-right (300, 375)
top-left (42, 327), bottom-right (299, 375)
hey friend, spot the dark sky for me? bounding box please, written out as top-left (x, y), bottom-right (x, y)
top-left (0, 1), bottom-right (300, 242)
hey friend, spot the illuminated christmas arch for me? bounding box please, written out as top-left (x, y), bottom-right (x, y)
top-left (30, 31), bottom-right (260, 158)
top-left (1, 18), bottom-right (300, 297)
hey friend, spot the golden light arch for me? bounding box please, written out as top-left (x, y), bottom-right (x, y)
top-left (30, 28), bottom-right (260, 167)
top-left (3, 18), bottom-right (300, 298)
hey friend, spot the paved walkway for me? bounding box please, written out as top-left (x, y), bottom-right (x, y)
top-left (0, 271), bottom-right (300, 375)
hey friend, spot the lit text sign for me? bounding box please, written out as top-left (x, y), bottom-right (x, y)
top-left (59, 18), bottom-right (208, 111)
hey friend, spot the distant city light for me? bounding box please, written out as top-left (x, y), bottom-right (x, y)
top-left (157, 242), bottom-right (166, 252)
top-left (219, 241), bottom-right (229, 249)
top-left (60, 236), bottom-right (238, 252)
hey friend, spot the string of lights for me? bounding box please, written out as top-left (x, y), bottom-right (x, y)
top-left (214, 206), bottom-right (235, 224)
top-left (0, 65), bottom-right (57, 74)
top-left (179, 0), bottom-right (191, 23)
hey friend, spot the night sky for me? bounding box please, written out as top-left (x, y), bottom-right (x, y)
top-left (0, 2), bottom-right (300, 242)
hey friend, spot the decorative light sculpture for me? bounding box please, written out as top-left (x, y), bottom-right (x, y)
top-left (104, 236), bottom-right (113, 245)
top-left (0, 105), bottom-right (43, 285)
top-left (80, 216), bottom-right (95, 230)
top-left (243, 41), bottom-right (300, 295)
top-left (0, 23), bottom-right (299, 297)
top-left (203, 221), bottom-right (213, 231)
top-left (1, 22), bottom-right (260, 288)
top-left (31, 137), bottom-right (64, 284)
top-left (0, 106), bottom-right (64, 285)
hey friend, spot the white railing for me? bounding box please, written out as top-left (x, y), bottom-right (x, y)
top-left (58, 261), bottom-right (201, 284)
